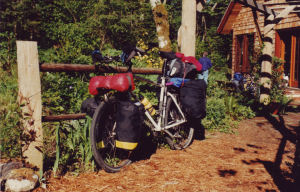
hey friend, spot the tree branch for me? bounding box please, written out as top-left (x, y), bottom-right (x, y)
top-left (64, 1), bottom-right (77, 23)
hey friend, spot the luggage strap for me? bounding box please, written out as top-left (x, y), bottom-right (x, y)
top-left (125, 75), bottom-right (132, 91)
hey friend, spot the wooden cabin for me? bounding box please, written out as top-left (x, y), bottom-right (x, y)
top-left (217, 0), bottom-right (300, 88)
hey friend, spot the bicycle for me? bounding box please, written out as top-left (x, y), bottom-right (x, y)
top-left (231, 73), bottom-right (261, 98)
top-left (89, 46), bottom-right (195, 173)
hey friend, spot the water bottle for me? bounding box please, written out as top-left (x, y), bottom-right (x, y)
top-left (139, 95), bottom-right (156, 116)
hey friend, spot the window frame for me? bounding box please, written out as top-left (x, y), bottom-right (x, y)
top-left (235, 34), bottom-right (253, 73)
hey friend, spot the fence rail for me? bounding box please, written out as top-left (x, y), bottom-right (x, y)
top-left (40, 63), bottom-right (162, 74)
top-left (42, 113), bottom-right (87, 122)
top-left (40, 63), bottom-right (162, 122)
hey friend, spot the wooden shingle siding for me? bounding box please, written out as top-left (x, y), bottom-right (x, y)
top-left (230, 0), bottom-right (300, 75)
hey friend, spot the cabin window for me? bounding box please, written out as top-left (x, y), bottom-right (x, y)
top-left (235, 34), bottom-right (254, 73)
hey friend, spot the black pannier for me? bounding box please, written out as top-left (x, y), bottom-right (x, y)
top-left (185, 63), bottom-right (198, 79)
top-left (180, 79), bottom-right (207, 119)
top-left (167, 59), bottom-right (198, 79)
top-left (81, 97), bottom-right (102, 117)
top-left (115, 101), bottom-right (144, 150)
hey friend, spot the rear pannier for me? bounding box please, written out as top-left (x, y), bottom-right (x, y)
top-left (180, 79), bottom-right (207, 119)
top-left (80, 97), bottom-right (102, 117)
top-left (115, 101), bottom-right (144, 150)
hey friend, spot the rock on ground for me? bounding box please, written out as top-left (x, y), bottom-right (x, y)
top-left (5, 168), bottom-right (39, 192)
top-left (0, 162), bottom-right (23, 190)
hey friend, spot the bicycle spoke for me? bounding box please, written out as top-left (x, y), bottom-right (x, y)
top-left (90, 97), bottom-right (132, 173)
top-left (165, 96), bottom-right (194, 150)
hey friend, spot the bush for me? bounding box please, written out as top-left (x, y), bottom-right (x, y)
top-left (201, 69), bottom-right (255, 133)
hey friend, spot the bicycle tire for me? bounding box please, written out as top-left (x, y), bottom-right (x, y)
top-left (90, 96), bottom-right (133, 173)
top-left (165, 96), bottom-right (194, 150)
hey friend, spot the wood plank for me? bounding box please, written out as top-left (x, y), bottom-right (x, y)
top-left (263, 1), bottom-right (300, 6)
top-left (235, 0), bottom-right (280, 16)
top-left (17, 41), bottom-right (43, 172)
top-left (264, 6), bottom-right (297, 35)
top-left (269, 5), bottom-right (300, 9)
top-left (40, 63), bottom-right (162, 74)
top-left (251, 9), bottom-right (262, 45)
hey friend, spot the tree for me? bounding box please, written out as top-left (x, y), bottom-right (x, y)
top-left (150, 0), bottom-right (172, 51)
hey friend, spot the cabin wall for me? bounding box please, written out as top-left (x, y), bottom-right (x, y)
top-left (231, 0), bottom-right (300, 76)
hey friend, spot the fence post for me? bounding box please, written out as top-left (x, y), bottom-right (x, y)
top-left (17, 41), bottom-right (43, 171)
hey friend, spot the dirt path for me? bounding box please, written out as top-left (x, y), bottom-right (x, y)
top-left (38, 109), bottom-right (300, 192)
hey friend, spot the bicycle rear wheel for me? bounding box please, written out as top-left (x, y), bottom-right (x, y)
top-left (90, 97), bottom-right (132, 173)
top-left (165, 96), bottom-right (194, 150)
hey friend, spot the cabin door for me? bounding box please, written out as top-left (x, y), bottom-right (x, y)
top-left (290, 34), bottom-right (300, 88)
top-left (276, 30), bottom-right (300, 88)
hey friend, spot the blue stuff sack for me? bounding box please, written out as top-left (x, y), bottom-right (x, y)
top-left (234, 72), bottom-right (243, 81)
top-left (170, 78), bottom-right (190, 88)
top-left (120, 52), bottom-right (129, 64)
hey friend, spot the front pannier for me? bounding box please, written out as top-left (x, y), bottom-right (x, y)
top-left (115, 101), bottom-right (144, 150)
top-left (180, 79), bottom-right (207, 119)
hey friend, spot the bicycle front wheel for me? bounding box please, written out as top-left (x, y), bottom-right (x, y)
top-left (165, 96), bottom-right (194, 150)
top-left (90, 97), bottom-right (132, 173)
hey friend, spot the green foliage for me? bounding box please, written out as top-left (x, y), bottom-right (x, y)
top-left (195, 0), bottom-right (232, 69)
top-left (202, 70), bottom-right (255, 133)
top-left (53, 117), bottom-right (94, 175)
top-left (0, 64), bottom-right (23, 157)
top-left (41, 72), bottom-right (90, 115)
top-left (241, 43), bottom-right (293, 114)
top-left (269, 57), bottom-right (287, 103)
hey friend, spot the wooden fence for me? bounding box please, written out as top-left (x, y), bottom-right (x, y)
top-left (17, 41), bottom-right (162, 171)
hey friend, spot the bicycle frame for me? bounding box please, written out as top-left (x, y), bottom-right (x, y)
top-left (129, 59), bottom-right (187, 139)
top-left (99, 57), bottom-right (188, 139)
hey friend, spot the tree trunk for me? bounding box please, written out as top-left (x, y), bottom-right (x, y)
top-left (180, 0), bottom-right (197, 57)
top-left (150, 0), bottom-right (172, 52)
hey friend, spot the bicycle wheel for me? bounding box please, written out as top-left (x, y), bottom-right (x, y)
top-left (90, 96), bottom-right (132, 173)
top-left (165, 95), bottom-right (194, 150)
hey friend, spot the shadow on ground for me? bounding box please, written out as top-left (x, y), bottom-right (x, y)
top-left (261, 113), bottom-right (300, 192)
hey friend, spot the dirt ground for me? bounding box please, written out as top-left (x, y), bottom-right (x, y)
top-left (29, 103), bottom-right (299, 192)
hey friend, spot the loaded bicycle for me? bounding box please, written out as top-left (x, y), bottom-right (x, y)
top-left (231, 72), bottom-right (261, 97)
top-left (88, 45), bottom-right (204, 173)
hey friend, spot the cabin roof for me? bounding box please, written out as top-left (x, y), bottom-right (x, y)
top-left (217, 1), bottom-right (243, 34)
top-left (216, 0), bottom-right (299, 34)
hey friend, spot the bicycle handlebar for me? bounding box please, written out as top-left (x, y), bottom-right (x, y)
top-left (92, 42), bottom-right (158, 66)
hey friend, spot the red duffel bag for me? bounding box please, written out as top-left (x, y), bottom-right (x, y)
top-left (89, 73), bottom-right (135, 95)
